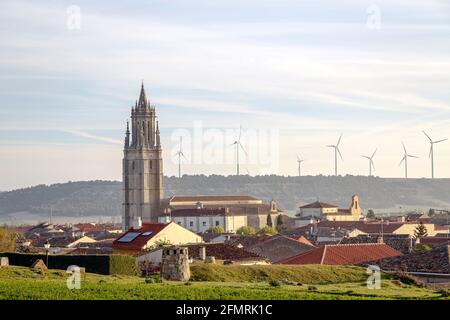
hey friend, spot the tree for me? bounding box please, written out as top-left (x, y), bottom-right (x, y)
top-left (236, 226), bottom-right (256, 235)
top-left (275, 214), bottom-right (284, 231)
top-left (0, 227), bottom-right (16, 252)
top-left (414, 222), bottom-right (428, 238)
top-left (414, 244), bottom-right (432, 252)
top-left (266, 213), bottom-right (273, 228)
top-left (257, 225), bottom-right (277, 235)
top-left (366, 209), bottom-right (376, 219)
top-left (210, 226), bottom-right (225, 234)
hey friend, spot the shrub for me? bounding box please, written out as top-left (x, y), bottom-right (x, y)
top-left (437, 289), bottom-right (450, 297)
top-left (257, 226), bottom-right (277, 235)
top-left (1, 252), bottom-right (137, 275)
top-left (308, 285), bottom-right (318, 291)
top-left (269, 280), bottom-right (281, 287)
top-left (210, 226), bottom-right (225, 234)
top-left (390, 272), bottom-right (422, 286)
top-left (236, 226), bottom-right (256, 235)
top-left (109, 254), bottom-right (138, 276)
top-left (414, 245), bottom-right (432, 252)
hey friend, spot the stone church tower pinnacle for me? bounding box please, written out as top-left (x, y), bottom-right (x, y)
top-left (122, 83), bottom-right (163, 230)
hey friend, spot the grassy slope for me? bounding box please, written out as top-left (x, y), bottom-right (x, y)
top-left (190, 264), bottom-right (368, 283)
top-left (0, 266), bottom-right (445, 300)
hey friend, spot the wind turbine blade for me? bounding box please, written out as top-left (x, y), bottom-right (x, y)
top-left (422, 130), bottom-right (432, 142)
top-left (371, 148), bottom-right (377, 158)
top-left (238, 125), bottom-right (242, 142)
top-left (337, 147), bottom-right (343, 161)
top-left (362, 156), bottom-right (370, 159)
top-left (429, 146), bottom-right (432, 159)
top-left (402, 142), bottom-right (407, 154)
top-left (326, 145), bottom-right (335, 148)
top-left (399, 156), bottom-right (405, 166)
top-left (408, 154), bottom-right (419, 159)
top-left (336, 133), bottom-right (343, 146)
top-left (434, 138), bottom-right (448, 144)
top-left (371, 160), bottom-right (376, 171)
top-left (297, 154), bottom-right (300, 161)
top-left (239, 142), bottom-right (248, 156)
top-left (180, 152), bottom-right (187, 160)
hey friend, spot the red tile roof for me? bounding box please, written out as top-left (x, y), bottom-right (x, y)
top-left (279, 243), bottom-right (402, 265)
top-left (112, 223), bottom-right (169, 251)
top-left (299, 201), bottom-right (338, 209)
top-left (297, 236), bottom-right (314, 246)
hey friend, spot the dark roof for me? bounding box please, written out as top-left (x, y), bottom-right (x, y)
top-left (372, 245), bottom-right (450, 274)
top-left (226, 235), bottom-right (272, 248)
top-left (112, 223), bottom-right (168, 251)
top-left (186, 243), bottom-right (264, 261)
top-left (340, 234), bottom-right (414, 254)
top-left (300, 201), bottom-right (338, 209)
top-left (280, 243), bottom-right (402, 265)
top-left (170, 195), bottom-right (259, 202)
top-left (418, 237), bottom-right (450, 247)
top-left (244, 234), bottom-right (315, 263)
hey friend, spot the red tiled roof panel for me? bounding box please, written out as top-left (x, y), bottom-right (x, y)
top-left (281, 246), bottom-right (326, 264)
top-left (280, 244), bottom-right (402, 265)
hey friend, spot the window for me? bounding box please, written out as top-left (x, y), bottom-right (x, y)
top-left (215, 221), bottom-right (220, 226)
top-left (189, 221), bottom-right (194, 227)
top-left (202, 221), bottom-right (207, 227)
top-left (150, 160), bottom-right (152, 169)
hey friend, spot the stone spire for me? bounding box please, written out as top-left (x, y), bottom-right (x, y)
top-left (156, 120), bottom-right (161, 147)
top-left (124, 120), bottom-right (130, 148)
top-left (138, 81), bottom-right (147, 109)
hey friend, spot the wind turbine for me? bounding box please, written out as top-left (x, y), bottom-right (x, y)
top-left (399, 142), bottom-right (419, 179)
top-left (175, 136), bottom-right (187, 178)
top-left (422, 131), bottom-right (448, 179)
top-left (296, 155), bottom-right (304, 177)
top-left (361, 148), bottom-right (377, 176)
top-left (327, 133), bottom-right (343, 176)
top-left (231, 125), bottom-right (247, 175)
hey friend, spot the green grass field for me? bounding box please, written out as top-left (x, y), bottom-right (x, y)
top-left (0, 265), bottom-right (446, 300)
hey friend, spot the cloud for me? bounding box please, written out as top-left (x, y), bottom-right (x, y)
top-left (60, 129), bottom-right (122, 145)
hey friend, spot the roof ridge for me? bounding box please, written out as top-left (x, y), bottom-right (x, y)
top-left (320, 245), bottom-right (327, 264)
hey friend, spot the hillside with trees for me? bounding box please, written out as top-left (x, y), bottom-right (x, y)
top-left (0, 175), bottom-right (449, 217)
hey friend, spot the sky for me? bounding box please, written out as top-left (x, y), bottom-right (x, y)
top-left (0, 0), bottom-right (450, 190)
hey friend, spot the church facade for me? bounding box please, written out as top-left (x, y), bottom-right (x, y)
top-left (122, 83), bottom-right (163, 230)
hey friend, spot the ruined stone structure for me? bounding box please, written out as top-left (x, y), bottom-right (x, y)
top-left (123, 83), bottom-right (164, 230)
top-left (160, 246), bottom-right (190, 281)
top-left (0, 257), bottom-right (9, 268)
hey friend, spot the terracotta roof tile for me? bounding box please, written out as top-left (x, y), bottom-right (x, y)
top-left (280, 243), bottom-right (402, 265)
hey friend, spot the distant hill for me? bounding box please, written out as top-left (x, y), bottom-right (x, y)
top-left (1, 175), bottom-right (450, 217)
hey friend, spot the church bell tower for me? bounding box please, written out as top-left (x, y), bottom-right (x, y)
top-left (122, 82), bottom-right (163, 230)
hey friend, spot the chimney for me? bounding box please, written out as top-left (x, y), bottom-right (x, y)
top-left (133, 217), bottom-right (142, 229)
top-left (199, 246), bottom-right (206, 260)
